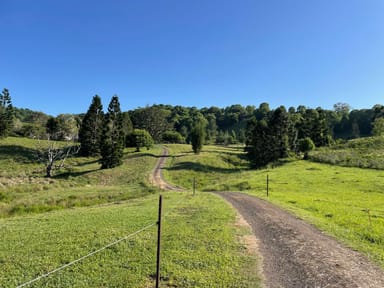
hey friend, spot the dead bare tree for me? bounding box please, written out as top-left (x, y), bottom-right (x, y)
top-left (36, 136), bottom-right (80, 177)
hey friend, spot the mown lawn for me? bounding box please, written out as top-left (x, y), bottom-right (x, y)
top-left (0, 192), bottom-right (260, 287)
top-left (164, 144), bottom-right (384, 268)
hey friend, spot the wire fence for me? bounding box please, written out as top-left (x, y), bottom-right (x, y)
top-left (15, 191), bottom-right (191, 288)
top-left (16, 222), bottom-right (157, 288)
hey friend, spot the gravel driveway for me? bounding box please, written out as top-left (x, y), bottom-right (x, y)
top-left (217, 192), bottom-right (384, 288)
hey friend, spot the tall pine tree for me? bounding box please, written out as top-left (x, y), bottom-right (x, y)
top-left (269, 106), bottom-right (290, 159)
top-left (100, 95), bottom-right (124, 169)
top-left (0, 88), bottom-right (14, 138)
top-left (190, 117), bottom-right (206, 154)
top-left (246, 119), bottom-right (269, 167)
top-left (78, 95), bottom-right (104, 156)
top-left (246, 106), bottom-right (290, 167)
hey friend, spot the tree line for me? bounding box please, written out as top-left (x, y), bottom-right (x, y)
top-left (2, 87), bottom-right (384, 169)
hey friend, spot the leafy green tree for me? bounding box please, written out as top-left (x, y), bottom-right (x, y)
top-left (56, 114), bottom-right (79, 140)
top-left (372, 117), bottom-right (384, 136)
top-left (46, 117), bottom-right (60, 137)
top-left (45, 114), bottom-right (79, 140)
top-left (372, 105), bottom-right (384, 120)
top-left (255, 102), bottom-right (270, 120)
top-left (0, 88), bottom-right (14, 138)
top-left (130, 105), bottom-right (170, 142)
top-left (100, 96), bottom-right (125, 169)
top-left (190, 118), bottom-right (206, 154)
top-left (78, 95), bottom-right (104, 156)
top-left (297, 108), bottom-right (331, 147)
top-left (162, 130), bottom-right (185, 143)
top-left (132, 129), bottom-right (154, 151)
top-left (19, 123), bottom-right (46, 138)
top-left (205, 113), bottom-right (218, 144)
top-left (298, 137), bottom-right (315, 159)
top-left (122, 112), bottom-right (133, 140)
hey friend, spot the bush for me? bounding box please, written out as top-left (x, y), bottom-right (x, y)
top-left (298, 137), bottom-right (315, 159)
top-left (162, 131), bottom-right (185, 144)
top-left (128, 129), bottom-right (154, 152)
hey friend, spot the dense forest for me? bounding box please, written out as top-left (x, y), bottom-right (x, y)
top-left (1, 88), bottom-right (384, 168)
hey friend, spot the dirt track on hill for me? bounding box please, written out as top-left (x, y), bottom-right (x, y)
top-left (149, 147), bottom-right (184, 191)
top-left (152, 148), bottom-right (384, 288)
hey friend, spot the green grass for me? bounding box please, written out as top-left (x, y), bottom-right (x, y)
top-left (1, 138), bottom-right (261, 287)
top-left (0, 137), bottom-right (162, 217)
top-left (164, 144), bottom-right (384, 268)
top-left (163, 144), bottom-right (249, 192)
top-left (0, 192), bottom-right (260, 287)
top-left (309, 135), bottom-right (384, 169)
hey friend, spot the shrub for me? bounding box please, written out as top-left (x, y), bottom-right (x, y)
top-left (162, 131), bottom-right (185, 144)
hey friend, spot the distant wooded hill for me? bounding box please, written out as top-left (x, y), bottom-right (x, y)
top-left (9, 102), bottom-right (384, 144)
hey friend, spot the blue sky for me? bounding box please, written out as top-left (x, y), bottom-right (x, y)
top-left (1, 0), bottom-right (384, 115)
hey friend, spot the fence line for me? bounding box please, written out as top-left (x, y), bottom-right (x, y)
top-left (15, 191), bottom-right (191, 288)
top-left (16, 222), bottom-right (157, 288)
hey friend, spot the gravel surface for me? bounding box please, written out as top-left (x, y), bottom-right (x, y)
top-left (217, 192), bottom-right (384, 288)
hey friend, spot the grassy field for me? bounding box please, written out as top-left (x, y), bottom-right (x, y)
top-left (0, 193), bottom-right (259, 287)
top-left (309, 135), bottom-right (384, 169)
top-left (0, 137), bottom-right (260, 287)
top-left (164, 144), bottom-right (384, 268)
top-left (0, 137), bottom-right (162, 217)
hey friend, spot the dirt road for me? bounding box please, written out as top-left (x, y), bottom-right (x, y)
top-left (150, 147), bottom-right (184, 191)
top-left (151, 149), bottom-right (384, 287)
top-left (217, 192), bottom-right (384, 288)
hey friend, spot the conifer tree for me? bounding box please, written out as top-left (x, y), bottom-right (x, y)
top-left (190, 118), bottom-right (206, 154)
top-left (246, 119), bottom-right (274, 167)
top-left (0, 88), bottom-right (14, 138)
top-left (246, 106), bottom-right (290, 167)
top-left (100, 95), bottom-right (124, 169)
top-left (78, 95), bottom-right (104, 156)
top-left (269, 106), bottom-right (289, 159)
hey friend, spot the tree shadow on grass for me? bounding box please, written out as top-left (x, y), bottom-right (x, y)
top-left (52, 168), bottom-right (100, 179)
top-left (0, 145), bottom-right (37, 163)
top-left (125, 152), bottom-right (161, 159)
top-left (165, 161), bottom-right (249, 174)
top-left (124, 152), bottom-right (187, 159)
top-left (75, 159), bottom-right (100, 166)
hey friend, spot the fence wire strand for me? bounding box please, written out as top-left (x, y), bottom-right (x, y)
top-left (16, 145), bottom-right (194, 288)
top-left (16, 222), bottom-right (157, 288)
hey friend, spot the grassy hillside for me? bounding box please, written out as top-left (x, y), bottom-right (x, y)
top-left (0, 138), bottom-right (261, 287)
top-left (0, 137), bottom-right (161, 217)
top-left (164, 144), bottom-right (384, 268)
top-left (309, 136), bottom-right (384, 169)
